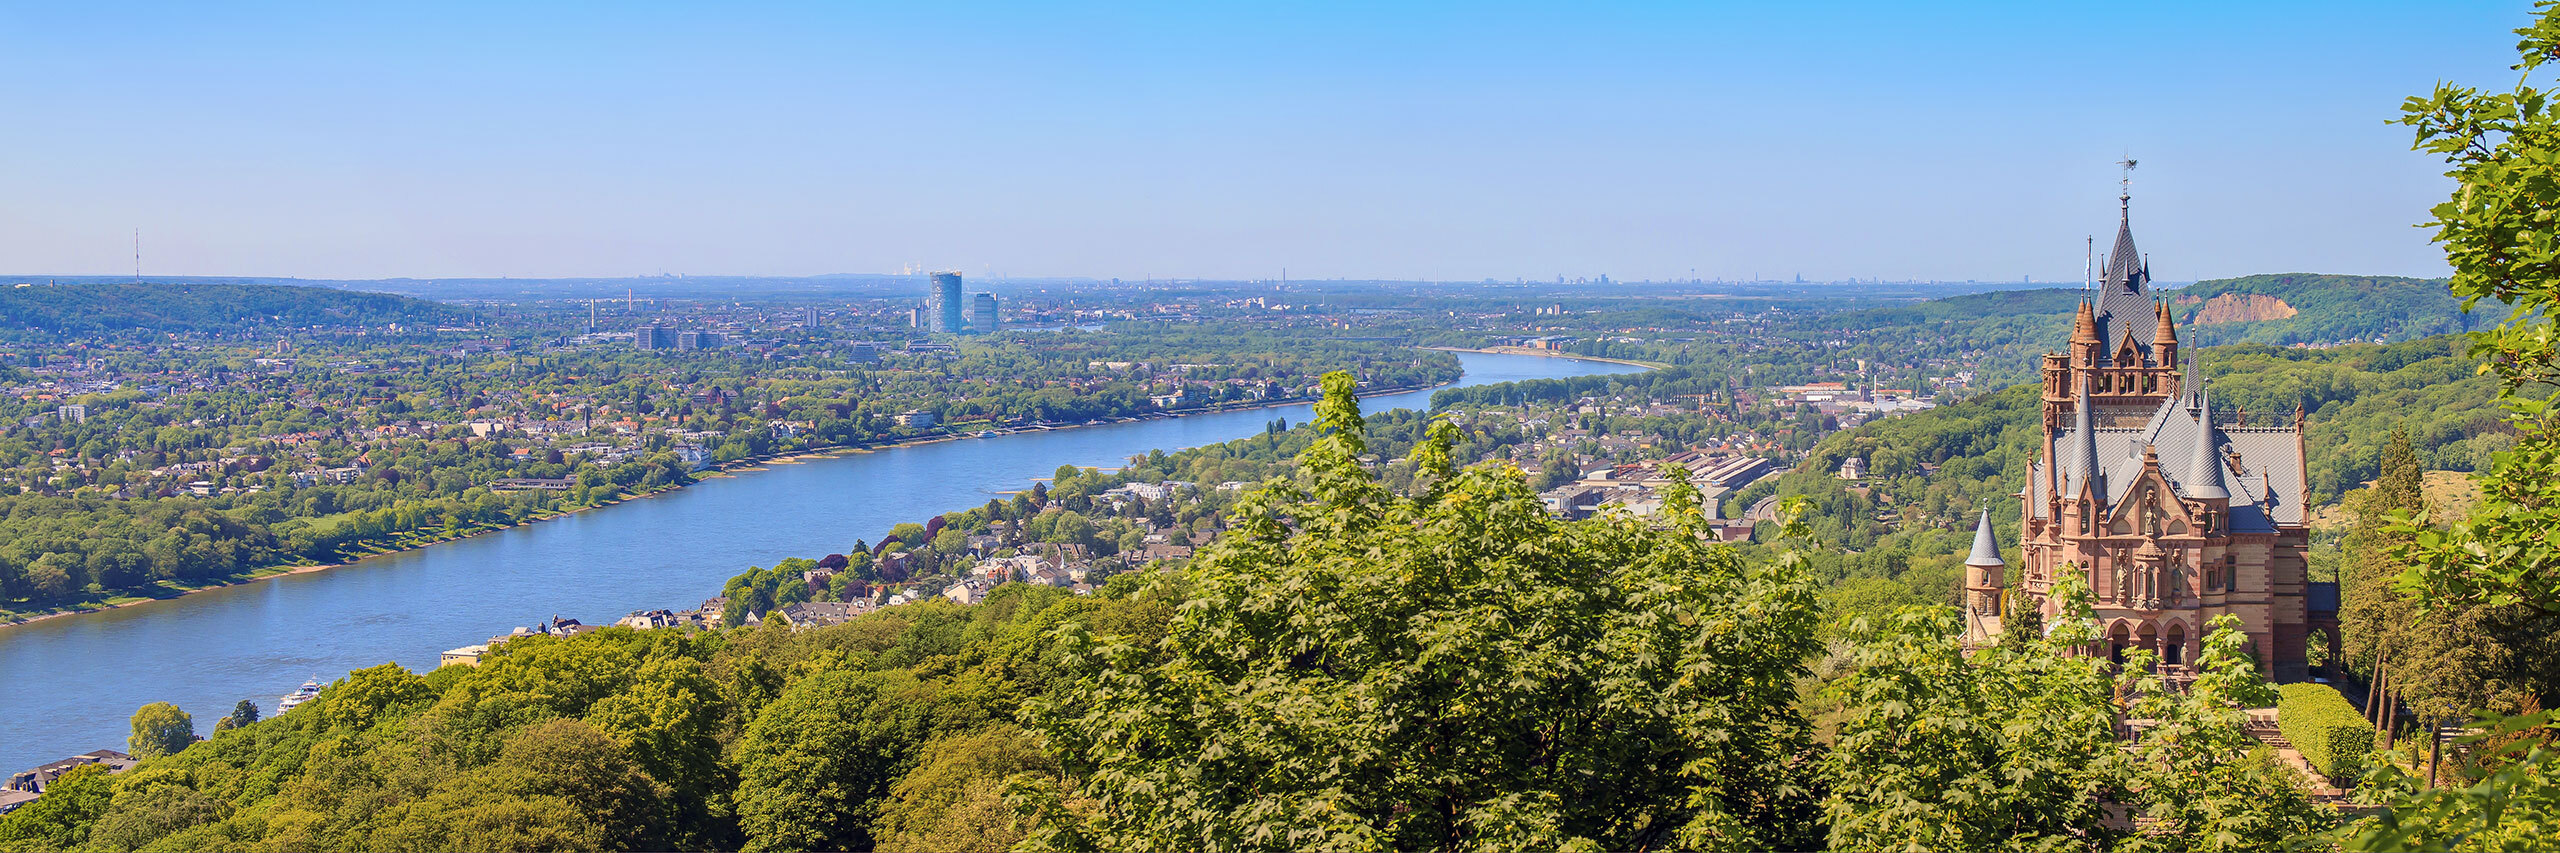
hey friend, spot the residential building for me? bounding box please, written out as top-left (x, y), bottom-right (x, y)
top-left (773, 601), bottom-right (862, 630)
top-left (5, 750), bottom-right (136, 808)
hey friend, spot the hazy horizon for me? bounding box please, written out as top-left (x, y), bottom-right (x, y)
top-left (1, 1), bottom-right (2519, 283)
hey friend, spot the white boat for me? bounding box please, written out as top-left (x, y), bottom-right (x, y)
top-left (276, 678), bottom-right (322, 715)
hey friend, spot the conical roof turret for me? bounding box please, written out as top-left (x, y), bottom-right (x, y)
top-left (2067, 378), bottom-right (2103, 499)
top-left (2071, 298), bottom-right (2100, 345)
top-left (2184, 384), bottom-right (2229, 501)
top-left (1965, 510), bottom-right (2005, 568)
top-left (2155, 301), bottom-right (2178, 349)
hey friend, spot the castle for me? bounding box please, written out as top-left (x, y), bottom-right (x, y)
top-left (1962, 195), bottom-right (2333, 680)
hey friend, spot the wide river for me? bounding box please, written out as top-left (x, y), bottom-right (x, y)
top-left (0, 351), bottom-right (1641, 771)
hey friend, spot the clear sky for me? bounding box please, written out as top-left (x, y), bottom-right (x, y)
top-left (0, 1), bottom-right (2532, 283)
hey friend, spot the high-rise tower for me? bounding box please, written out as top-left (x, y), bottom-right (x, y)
top-left (929, 272), bottom-right (965, 334)
top-left (971, 293), bottom-right (997, 333)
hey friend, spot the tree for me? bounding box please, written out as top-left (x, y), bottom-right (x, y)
top-left (0, 764), bottom-right (115, 850)
top-left (871, 725), bottom-right (1054, 853)
top-left (2339, 430), bottom-right (2424, 680)
top-left (2344, 713), bottom-right (2560, 852)
top-left (2119, 615), bottom-right (2336, 850)
top-left (1027, 371), bottom-right (1825, 852)
top-left (212, 698), bottom-right (258, 733)
top-left (365, 719), bottom-right (672, 853)
top-left (320, 662), bottom-right (433, 731)
top-left (1826, 587), bottom-right (2333, 851)
top-left (2393, 0), bottom-right (2560, 623)
top-left (127, 701), bottom-right (194, 759)
top-left (588, 655), bottom-right (732, 849)
top-left (1822, 576), bottom-right (2129, 851)
top-left (734, 669), bottom-right (941, 852)
top-left (1999, 577), bottom-right (2046, 651)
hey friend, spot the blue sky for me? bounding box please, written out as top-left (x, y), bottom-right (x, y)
top-left (0, 1), bottom-right (2531, 282)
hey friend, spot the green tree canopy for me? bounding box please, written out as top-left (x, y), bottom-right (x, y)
top-left (1027, 371), bottom-right (1826, 852)
top-left (127, 702), bottom-right (194, 759)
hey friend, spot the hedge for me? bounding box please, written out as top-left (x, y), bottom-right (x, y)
top-left (2278, 682), bottom-right (2374, 784)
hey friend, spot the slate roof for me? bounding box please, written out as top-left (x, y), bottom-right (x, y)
top-left (2035, 383), bottom-right (2305, 530)
top-left (2025, 199), bottom-right (2304, 531)
top-left (2092, 203), bottom-right (2160, 366)
top-left (1965, 511), bottom-right (2005, 567)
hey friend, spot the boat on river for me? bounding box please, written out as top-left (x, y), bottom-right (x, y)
top-left (275, 679), bottom-right (322, 715)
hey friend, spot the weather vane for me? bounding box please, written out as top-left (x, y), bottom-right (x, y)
top-left (2118, 156), bottom-right (2138, 203)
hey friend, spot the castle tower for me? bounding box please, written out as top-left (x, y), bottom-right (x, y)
top-left (2041, 198), bottom-right (2183, 428)
top-left (1992, 190), bottom-right (2315, 680)
top-left (1964, 511), bottom-right (2005, 617)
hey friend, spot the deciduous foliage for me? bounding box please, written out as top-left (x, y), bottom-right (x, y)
top-left (126, 702), bottom-right (194, 759)
top-left (1822, 576), bottom-right (2130, 852)
top-left (2117, 615), bottom-right (2333, 851)
top-left (1826, 589), bottom-right (2332, 852)
top-left (735, 670), bottom-right (949, 852)
top-left (1026, 371), bottom-right (1826, 852)
top-left (0, 765), bottom-right (115, 852)
top-left (2344, 713), bottom-right (2560, 852)
top-left (2394, 0), bottom-right (2560, 621)
top-left (871, 725), bottom-right (1055, 853)
top-left (212, 699), bottom-right (258, 733)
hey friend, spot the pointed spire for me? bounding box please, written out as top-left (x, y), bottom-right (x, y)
top-left (2071, 298), bottom-right (2099, 345)
top-left (2185, 382), bottom-right (2229, 501)
top-left (2068, 378), bottom-right (2102, 499)
top-left (2183, 344), bottom-right (2204, 407)
top-left (2102, 195), bottom-right (2146, 294)
top-left (2155, 300), bottom-right (2178, 349)
top-left (1965, 510), bottom-right (2005, 568)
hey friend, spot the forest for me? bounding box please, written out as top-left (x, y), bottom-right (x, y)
top-left (0, 284), bottom-right (475, 337)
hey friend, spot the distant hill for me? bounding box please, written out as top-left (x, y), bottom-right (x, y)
top-left (2168, 274), bottom-right (2475, 347)
top-left (0, 283), bottom-right (474, 335)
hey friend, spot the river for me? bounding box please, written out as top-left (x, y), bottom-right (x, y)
top-left (0, 352), bottom-right (1643, 771)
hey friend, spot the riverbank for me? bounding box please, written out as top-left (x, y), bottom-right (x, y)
top-left (0, 375), bottom-right (1460, 631)
top-left (1418, 345), bottom-right (1668, 370)
top-left (0, 350), bottom-right (1653, 774)
top-left (0, 481), bottom-right (692, 630)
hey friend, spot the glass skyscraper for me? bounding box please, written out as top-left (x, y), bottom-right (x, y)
top-left (929, 272), bottom-right (965, 334)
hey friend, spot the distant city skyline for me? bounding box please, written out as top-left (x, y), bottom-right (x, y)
top-left (0, 1), bottom-right (2523, 284)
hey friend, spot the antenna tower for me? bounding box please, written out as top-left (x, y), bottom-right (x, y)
top-left (133, 229), bottom-right (141, 283)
